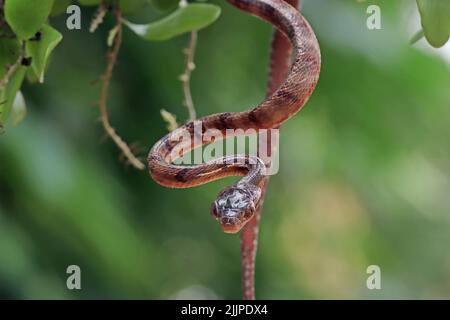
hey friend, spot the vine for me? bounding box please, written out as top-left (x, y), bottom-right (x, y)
top-left (95, 4), bottom-right (145, 170)
top-left (180, 30), bottom-right (198, 122)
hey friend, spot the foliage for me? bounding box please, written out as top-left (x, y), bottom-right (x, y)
top-left (1, 0), bottom-right (448, 129)
top-left (4, 0), bottom-right (55, 39)
top-left (123, 4), bottom-right (221, 41)
top-left (416, 0), bottom-right (450, 48)
top-left (0, 0), bottom-right (221, 128)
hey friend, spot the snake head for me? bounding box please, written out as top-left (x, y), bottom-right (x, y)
top-left (211, 183), bottom-right (261, 234)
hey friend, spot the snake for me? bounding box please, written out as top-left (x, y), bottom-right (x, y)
top-left (148, 0), bottom-right (320, 232)
top-left (148, 0), bottom-right (321, 296)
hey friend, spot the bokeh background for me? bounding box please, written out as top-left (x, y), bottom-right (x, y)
top-left (1, 0), bottom-right (449, 299)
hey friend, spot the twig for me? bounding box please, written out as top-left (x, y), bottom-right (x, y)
top-left (90, 0), bottom-right (107, 33)
top-left (240, 0), bottom-right (301, 301)
top-left (410, 29), bottom-right (424, 45)
top-left (0, 42), bottom-right (25, 90)
top-left (160, 109), bottom-right (179, 131)
top-left (179, 31), bottom-right (198, 122)
top-left (97, 5), bottom-right (145, 170)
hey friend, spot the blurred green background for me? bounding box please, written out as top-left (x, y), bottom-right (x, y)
top-left (1, 0), bottom-right (450, 299)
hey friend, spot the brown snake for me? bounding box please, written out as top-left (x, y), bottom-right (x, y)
top-left (148, 0), bottom-right (321, 297)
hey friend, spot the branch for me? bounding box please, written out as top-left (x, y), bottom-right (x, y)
top-left (179, 31), bottom-right (198, 122)
top-left (0, 41), bottom-right (25, 90)
top-left (90, 0), bottom-right (107, 33)
top-left (97, 6), bottom-right (145, 170)
top-left (240, 0), bottom-right (301, 301)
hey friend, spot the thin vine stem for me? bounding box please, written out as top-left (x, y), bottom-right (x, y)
top-left (90, 0), bottom-right (107, 33)
top-left (97, 5), bottom-right (145, 170)
top-left (180, 30), bottom-right (198, 122)
top-left (240, 0), bottom-right (301, 300)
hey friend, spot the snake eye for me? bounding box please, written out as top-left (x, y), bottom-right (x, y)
top-left (211, 202), bottom-right (220, 220)
top-left (242, 205), bottom-right (255, 220)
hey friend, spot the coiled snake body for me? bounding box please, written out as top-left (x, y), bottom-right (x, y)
top-left (148, 0), bottom-right (321, 296)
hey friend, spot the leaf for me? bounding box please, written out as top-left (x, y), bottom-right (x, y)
top-left (0, 40), bottom-right (26, 126)
top-left (124, 3), bottom-right (221, 41)
top-left (148, 0), bottom-right (178, 12)
top-left (416, 0), bottom-right (450, 48)
top-left (51, 0), bottom-right (71, 16)
top-left (0, 68), bottom-right (26, 126)
top-left (26, 24), bottom-right (63, 83)
top-left (11, 91), bottom-right (27, 126)
top-left (26, 67), bottom-right (39, 84)
top-left (5, 0), bottom-right (55, 40)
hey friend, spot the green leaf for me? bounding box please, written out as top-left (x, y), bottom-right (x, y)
top-left (0, 68), bottom-right (26, 126)
top-left (5, 0), bottom-right (55, 40)
top-left (416, 0), bottom-right (450, 48)
top-left (26, 67), bottom-right (39, 84)
top-left (148, 0), bottom-right (178, 12)
top-left (11, 91), bottom-right (27, 127)
top-left (124, 3), bottom-right (221, 41)
top-left (0, 40), bottom-right (26, 126)
top-left (26, 24), bottom-right (63, 83)
top-left (51, 0), bottom-right (71, 16)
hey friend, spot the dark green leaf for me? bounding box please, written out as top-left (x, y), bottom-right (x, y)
top-left (124, 3), bottom-right (221, 41)
top-left (26, 67), bottom-right (39, 84)
top-left (26, 24), bottom-right (63, 83)
top-left (5, 0), bottom-right (55, 40)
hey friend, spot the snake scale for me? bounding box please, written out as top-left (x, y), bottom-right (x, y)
top-left (148, 0), bottom-right (321, 298)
